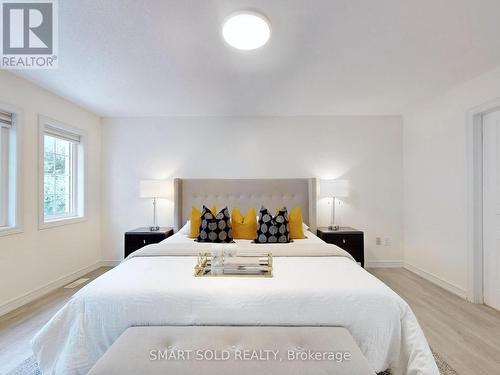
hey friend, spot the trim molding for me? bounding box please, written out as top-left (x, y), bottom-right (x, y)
top-left (0, 261), bottom-right (113, 317)
top-left (365, 260), bottom-right (403, 268)
top-left (101, 260), bottom-right (121, 267)
top-left (0, 258), bottom-right (469, 317)
top-left (404, 262), bottom-right (467, 299)
top-left (466, 98), bottom-right (500, 304)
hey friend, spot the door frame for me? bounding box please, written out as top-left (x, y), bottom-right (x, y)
top-left (466, 98), bottom-right (500, 303)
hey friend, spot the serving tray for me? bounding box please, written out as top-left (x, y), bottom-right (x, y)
top-left (194, 252), bottom-right (273, 278)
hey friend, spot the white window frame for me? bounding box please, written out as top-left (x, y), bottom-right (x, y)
top-left (0, 101), bottom-right (23, 237)
top-left (38, 115), bottom-right (87, 229)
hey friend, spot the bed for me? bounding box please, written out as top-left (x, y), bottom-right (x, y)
top-left (32, 178), bottom-right (438, 375)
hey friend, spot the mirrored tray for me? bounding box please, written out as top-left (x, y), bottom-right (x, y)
top-left (194, 252), bottom-right (273, 278)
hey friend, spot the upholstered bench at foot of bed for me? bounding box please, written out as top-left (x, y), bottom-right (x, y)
top-left (88, 326), bottom-right (376, 375)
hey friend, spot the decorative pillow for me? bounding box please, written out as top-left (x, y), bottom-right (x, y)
top-left (197, 206), bottom-right (233, 243)
top-left (289, 207), bottom-right (306, 239)
top-left (231, 207), bottom-right (257, 240)
top-left (189, 205), bottom-right (216, 238)
top-left (254, 206), bottom-right (291, 243)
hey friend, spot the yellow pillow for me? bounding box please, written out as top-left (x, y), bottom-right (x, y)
top-left (231, 207), bottom-right (257, 240)
top-left (289, 207), bottom-right (306, 239)
top-left (189, 205), bottom-right (216, 238)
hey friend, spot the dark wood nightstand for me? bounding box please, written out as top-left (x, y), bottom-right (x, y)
top-left (317, 227), bottom-right (365, 267)
top-left (124, 227), bottom-right (174, 258)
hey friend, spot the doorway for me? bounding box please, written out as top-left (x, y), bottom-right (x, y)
top-left (483, 109), bottom-right (500, 310)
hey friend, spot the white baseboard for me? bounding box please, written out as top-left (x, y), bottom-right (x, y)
top-left (0, 258), bottom-right (468, 318)
top-left (0, 261), bottom-right (116, 317)
top-left (404, 262), bottom-right (467, 299)
top-left (101, 260), bottom-right (121, 267)
top-left (365, 260), bottom-right (404, 268)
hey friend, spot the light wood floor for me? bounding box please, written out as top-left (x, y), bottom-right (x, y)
top-left (0, 267), bottom-right (111, 374)
top-left (1, 267), bottom-right (499, 374)
top-left (369, 268), bottom-right (500, 375)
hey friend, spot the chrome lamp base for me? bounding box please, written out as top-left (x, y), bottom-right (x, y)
top-left (329, 197), bottom-right (340, 231)
top-left (150, 197), bottom-right (160, 232)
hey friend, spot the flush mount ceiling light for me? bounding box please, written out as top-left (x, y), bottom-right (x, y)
top-left (222, 12), bottom-right (271, 50)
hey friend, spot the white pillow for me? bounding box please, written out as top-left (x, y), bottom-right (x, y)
top-left (179, 220), bottom-right (191, 235)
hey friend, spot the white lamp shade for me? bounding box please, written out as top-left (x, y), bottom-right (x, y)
top-left (139, 180), bottom-right (170, 198)
top-left (320, 179), bottom-right (349, 198)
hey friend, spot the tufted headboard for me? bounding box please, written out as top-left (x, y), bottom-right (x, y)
top-left (173, 178), bottom-right (318, 233)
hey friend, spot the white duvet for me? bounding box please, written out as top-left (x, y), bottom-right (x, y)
top-left (32, 233), bottom-right (438, 375)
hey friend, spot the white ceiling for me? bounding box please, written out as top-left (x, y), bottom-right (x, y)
top-left (14, 0), bottom-right (500, 117)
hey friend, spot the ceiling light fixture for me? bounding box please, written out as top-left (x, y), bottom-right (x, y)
top-left (222, 12), bottom-right (271, 50)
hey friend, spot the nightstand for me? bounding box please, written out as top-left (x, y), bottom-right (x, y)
top-left (317, 227), bottom-right (365, 267)
top-left (124, 227), bottom-right (174, 258)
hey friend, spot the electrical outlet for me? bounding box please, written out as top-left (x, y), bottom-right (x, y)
top-left (384, 238), bottom-right (391, 246)
top-left (375, 237), bottom-right (382, 246)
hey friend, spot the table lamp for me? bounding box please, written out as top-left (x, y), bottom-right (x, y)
top-left (320, 179), bottom-right (349, 230)
top-left (140, 180), bottom-right (170, 231)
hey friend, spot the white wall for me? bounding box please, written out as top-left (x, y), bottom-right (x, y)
top-left (403, 65), bottom-right (500, 297)
top-left (3, 55), bottom-right (499, 315)
top-left (0, 71), bottom-right (102, 314)
top-left (101, 116), bottom-right (403, 265)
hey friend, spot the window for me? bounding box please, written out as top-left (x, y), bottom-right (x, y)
top-left (0, 111), bottom-right (12, 227)
top-left (43, 134), bottom-right (76, 219)
top-left (39, 117), bottom-right (86, 228)
top-left (0, 107), bottom-right (21, 236)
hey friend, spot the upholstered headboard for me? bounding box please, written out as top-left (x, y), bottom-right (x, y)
top-left (173, 178), bottom-right (318, 232)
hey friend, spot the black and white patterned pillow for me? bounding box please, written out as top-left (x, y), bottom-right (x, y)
top-left (254, 206), bottom-right (291, 243)
top-left (197, 206), bottom-right (233, 243)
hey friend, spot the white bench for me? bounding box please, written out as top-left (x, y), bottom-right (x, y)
top-left (89, 326), bottom-right (374, 375)
top-left (88, 326), bottom-right (375, 375)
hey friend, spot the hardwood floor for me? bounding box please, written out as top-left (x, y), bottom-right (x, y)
top-left (1, 267), bottom-right (499, 374)
top-left (369, 268), bottom-right (500, 375)
top-left (0, 267), bottom-right (111, 374)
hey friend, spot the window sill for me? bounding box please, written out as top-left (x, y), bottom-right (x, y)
top-left (0, 226), bottom-right (23, 237)
top-left (39, 216), bottom-right (87, 230)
